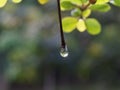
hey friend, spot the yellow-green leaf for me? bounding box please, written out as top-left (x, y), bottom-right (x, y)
top-left (61, 0), bottom-right (82, 6)
top-left (77, 19), bottom-right (86, 32)
top-left (62, 17), bottom-right (78, 33)
top-left (0, 0), bottom-right (7, 8)
top-left (38, 0), bottom-right (49, 5)
top-left (82, 9), bottom-right (91, 18)
top-left (12, 0), bottom-right (22, 4)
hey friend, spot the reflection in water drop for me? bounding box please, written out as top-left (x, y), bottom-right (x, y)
top-left (60, 45), bottom-right (69, 58)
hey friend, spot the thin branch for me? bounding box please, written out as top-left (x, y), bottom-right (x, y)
top-left (81, 2), bottom-right (91, 11)
top-left (57, 0), bottom-right (66, 48)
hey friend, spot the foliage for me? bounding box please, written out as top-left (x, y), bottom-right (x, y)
top-left (0, 0), bottom-right (120, 88)
top-left (61, 0), bottom-right (120, 35)
top-left (0, 0), bottom-right (120, 35)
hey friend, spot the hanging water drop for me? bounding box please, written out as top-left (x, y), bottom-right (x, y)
top-left (60, 45), bottom-right (69, 58)
top-left (57, 0), bottom-right (68, 58)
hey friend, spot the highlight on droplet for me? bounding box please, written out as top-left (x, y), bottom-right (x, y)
top-left (0, 0), bottom-right (7, 8)
top-left (60, 45), bottom-right (69, 58)
top-left (12, 0), bottom-right (22, 4)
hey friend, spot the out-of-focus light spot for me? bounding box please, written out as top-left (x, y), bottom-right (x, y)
top-left (38, 0), bottom-right (49, 5)
top-left (12, 0), bottom-right (22, 4)
top-left (0, 0), bottom-right (7, 8)
top-left (88, 43), bottom-right (104, 57)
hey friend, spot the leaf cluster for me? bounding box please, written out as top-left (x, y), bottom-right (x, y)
top-left (0, 0), bottom-right (120, 35)
top-left (61, 0), bottom-right (120, 35)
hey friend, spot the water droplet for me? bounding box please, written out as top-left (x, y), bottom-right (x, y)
top-left (60, 45), bottom-right (69, 58)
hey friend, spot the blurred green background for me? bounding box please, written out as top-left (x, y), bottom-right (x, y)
top-left (0, 0), bottom-right (120, 90)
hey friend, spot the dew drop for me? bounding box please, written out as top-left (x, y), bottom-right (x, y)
top-left (60, 45), bottom-right (69, 58)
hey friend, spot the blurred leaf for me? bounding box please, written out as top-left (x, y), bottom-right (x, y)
top-left (71, 8), bottom-right (81, 17)
top-left (95, 0), bottom-right (109, 4)
top-left (85, 18), bottom-right (101, 35)
top-left (61, 0), bottom-right (82, 6)
top-left (12, 0), bottom-right (22, 3)
top-left (61, 1), bottom-right (75, 11)
top-left (90, 4), bottom-right (111, 12)
top-left (76, 19), bottom-right (86, 32)
top-left (81, 0), bottom-right (88, 3)
top-left (37, 0), bottom-right (49, 5)
top-left (0, 0), bottom-right (7, 8)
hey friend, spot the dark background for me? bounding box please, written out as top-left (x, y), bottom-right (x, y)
top-left (0, 0), bottom-right (120, 90)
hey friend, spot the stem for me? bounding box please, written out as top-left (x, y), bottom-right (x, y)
top-left (81, 2), bottom-right (91, 11)
top-left (57, 0), bottom-right (66, 48)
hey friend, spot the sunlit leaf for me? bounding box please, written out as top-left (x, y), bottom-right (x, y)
top-left (62, 17), bottom-right (78, 33)
top-left (77, 19), bottom-right (86, 32)
top-left (12, 0), bottom-right (22, 3)
top-left (81, 0), bottom-right (88, 3)
top-left (61, 0), bottom-right (82, 6)
top-left (0, 0), bottom-right (7, 8)
top-left (90, 4), bottom-right (111, 12)
top-left (95, 0), bottom-right (109, 4)
top-left (38, 0), bottom-right (49, 5)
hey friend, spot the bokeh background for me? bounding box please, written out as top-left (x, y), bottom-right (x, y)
top-left (0, 0), bottom-right (120, 90)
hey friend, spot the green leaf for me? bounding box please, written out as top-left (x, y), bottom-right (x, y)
top-left (77, 19), bottom-right (86, 32)
top-left (71, 8), bottom-right (81, 17)
top-left (95, 0), bottom-right (109, 4)
top-left (90, 4), bottom-right (111, 12)
top-left (82, 9), bottom-right (91, 18)
top-left (62, 17), bottom-right (78, 33)
top-left (114, 0), bottom-right (120, 6)
top-left (61, 1), bottom-right (75, 10)
top-left (85, 18), bottom-right (101, 35)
